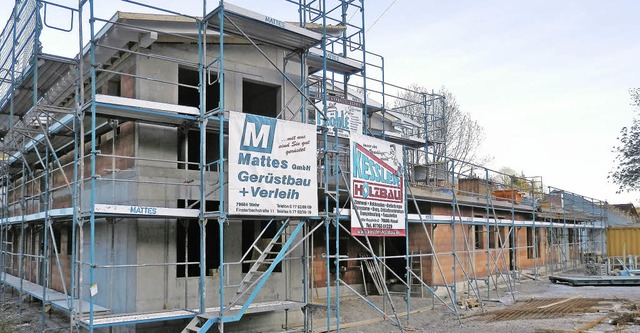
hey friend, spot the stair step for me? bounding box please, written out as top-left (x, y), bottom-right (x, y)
top-left (236, 285), bottom-right (255, 295)
top-left (238, 283), bottom-right (259, 293)
top-left (222, 221), bottom-right (305, 319)
top-left (237, 284), bottom-right (256, 293)
top-left (236, 291), bottom-right (250, 299)
top-left (237, 283), bottom-right (255, 292)
top-left (197, 312), bottom-right (218, 320)
top-left (184, 321), bottom-right (201, 332)
top-left (246, 274), bottom-right (262, 282)
top-left (228, 297), bottom-right (249, 308)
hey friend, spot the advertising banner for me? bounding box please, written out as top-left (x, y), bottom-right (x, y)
top-left (315, 95), bottom-right (363, 138)
top-left (229, 112), bottom-right (318, 216)
top-left (350, 133), bottom-right (405, 236)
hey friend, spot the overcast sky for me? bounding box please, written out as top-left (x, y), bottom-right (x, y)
top-left (1, 0), bottom-right (638, 204)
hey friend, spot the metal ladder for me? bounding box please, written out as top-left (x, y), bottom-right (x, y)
top-left (360, 254), bottom-right (385, 295)
top-left (409, 251), bottom-right (424, 297)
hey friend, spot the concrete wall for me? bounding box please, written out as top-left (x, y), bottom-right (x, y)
top-left (78, 219), bottom-right (137, 314)
top-left (134, 43), bottom-right (302, 119)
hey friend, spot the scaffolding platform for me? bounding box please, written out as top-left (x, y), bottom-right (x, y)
top-left (93, 204), bottom-right (200, 218)
top-left (0, 204), bottom-right (199, 225)
top-left (81, 300), bottom-right (304, 328)
top-left (94, 94), bottom-right (199, 124)
top-left (1, 208), bottom-right (75, 224)
top-left (4, 113), bottom-right (75, 166)
top-left (307, 48), bottom-right (362, 75)
top-left (0, 54), bottom-right (75, 120)
top-left (8, 92), bottom-right (226, 169)
top-left (329, 209), bottom-right (597, 229)
top-left (93, 94), bottom-right (231, 131)
top-left (549, 275), bottom-right (640, 286)
top-left (405, 213), bottom-right (599, 229)
top-left (205, 2), bottom-right (321, 51)
top-left (1, 273), bottom-right (110, 314)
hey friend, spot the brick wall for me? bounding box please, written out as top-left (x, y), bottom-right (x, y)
top-left (311, 230), bottom-right (368, 288)
top-left (408, 224), bottom-right (433, 285)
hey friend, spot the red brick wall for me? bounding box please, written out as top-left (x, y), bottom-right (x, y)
top-left (408, 224), bottom-right (433, 285)
top-left (50, 224), bottom-right (73, 293)
top-left (311, 231), bottom-right (369, 288)
top-left (51, 122), bottom-right (135, 209)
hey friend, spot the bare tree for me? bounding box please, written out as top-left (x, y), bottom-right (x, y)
top-left (609, 88), bottom-right (640, 193)
top-left (491, 166), bottom-right (543, 193)
top-left (437, 87), bottom-right (490, 167)
top-left (392, 84), bottom-right (491, 175)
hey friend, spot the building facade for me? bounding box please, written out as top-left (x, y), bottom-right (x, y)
top-left (0, 1), bottom-right (607, 332)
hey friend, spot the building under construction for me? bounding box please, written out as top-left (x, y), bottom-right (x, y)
top-left (0, 1), bottom-right (608, 332)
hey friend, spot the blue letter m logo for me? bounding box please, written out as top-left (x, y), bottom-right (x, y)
top-left (240, 114), bottom-right (276, 153)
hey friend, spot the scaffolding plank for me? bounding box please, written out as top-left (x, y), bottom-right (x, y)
top-left (80, 300), bottom-right (303, 327)
top-left (0, 55), bottom-right (75, 118)
top-left (1, 206), bottom-right (594, 229)
top-left (94, 94), bottom-right (199, 125)
top-left (549, 275), bottom-right (640, 286)
top-left (307, 48), bottom-right (362, 75)
top-left (95, 94), bottom-right (199, 116)
top-left (85, 310), bottom-right (196, 327)
top-left (205, 2), bottom-right (321, 51)
top-left (1, 273), bottom-right (110, 314)
top-left (1, 208), bottom-right (74, 224)
top-left (0, 204), bottom-right (201, 225)
top-left (211, 300), bottom-right (305, 319)
top-left (94, 204), bottom-right (200, 218)
top-left (368, 128), bottom-right (426, 147)
top-left (328, 210), bottom-right (597, 229)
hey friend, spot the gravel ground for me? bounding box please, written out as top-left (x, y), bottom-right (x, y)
top-left (322, 275), bottom-right (640, 333)
top-left (0, 288), bottom-right (71, 332)
top-left (2, 271), bottom-right (640, 333)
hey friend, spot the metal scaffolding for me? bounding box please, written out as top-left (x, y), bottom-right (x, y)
top-left (0, 1), bottom-right (608, 333)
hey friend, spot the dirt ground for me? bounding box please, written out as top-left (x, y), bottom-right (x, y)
top-left (2, 271), bottom-right (640, 333)
top-left (0, 289), bottom-right (72, 333)
top-left (314, 275), bottom-right (640, 333)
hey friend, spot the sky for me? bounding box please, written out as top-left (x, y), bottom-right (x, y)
top-left (1, 0), bottom-right (638, 204)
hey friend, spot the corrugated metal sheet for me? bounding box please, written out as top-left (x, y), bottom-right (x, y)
top-left (607, 227), bottom-right (640, 256)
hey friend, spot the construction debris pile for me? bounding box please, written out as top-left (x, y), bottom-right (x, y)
top-left (585, 262), bottom-right (607, 276)
top-left (608, 301), bottom-right (640, 327)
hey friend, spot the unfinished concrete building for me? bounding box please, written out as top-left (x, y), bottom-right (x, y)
top-left (0, 1), bottom-right (608, 332)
